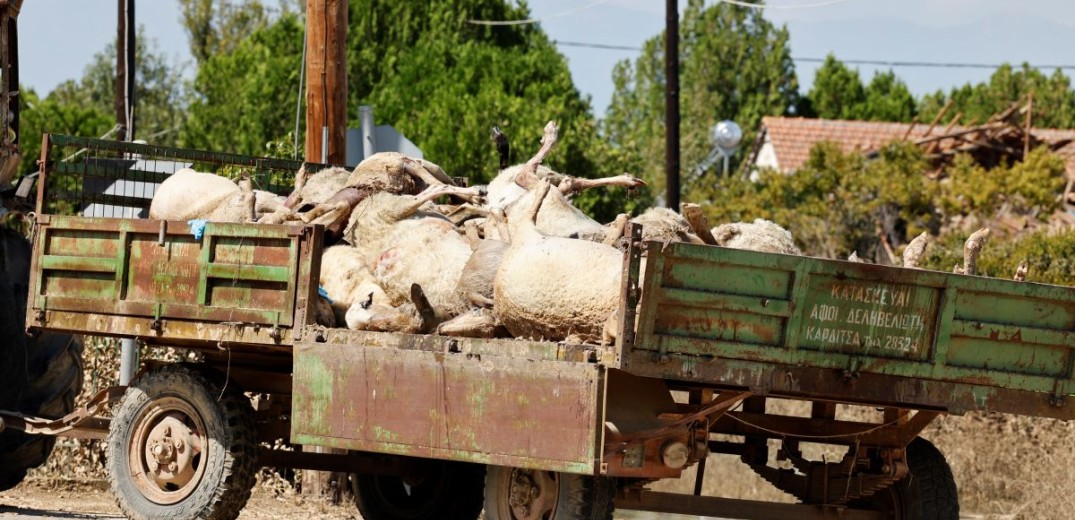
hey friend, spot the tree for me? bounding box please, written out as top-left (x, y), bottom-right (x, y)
top-left (180, 12), bottom-right (305, 156)
top-left (919, 64), bottom-right (1075, 128)
top-left (18, 88), bottom-right (114, 175)
top-left (47, 27), bottom-right (189, 146)
top-left (346, 1), bottom-right (606, 187)
top-left (860, 70), bottom-right (916, 122)
top-left (803, 56), bottom-right (915, 122)
top-left (603, 0), bottom-right (800, 205)
top-left (178, 0), bottom-right (294, 65)
top-left (805, 54), bottom-right (864, 120)
top-left (181, 0), bottom-right (622, 219)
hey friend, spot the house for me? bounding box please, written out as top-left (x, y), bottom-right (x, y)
top-left (747, 116), bottom-right (1075, 179)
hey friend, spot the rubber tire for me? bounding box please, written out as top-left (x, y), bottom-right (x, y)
top-left (483, 466), bottom-right (616, 520)
top-left (0, 227), bottom-right (84, 492)
top-left (855, 437), bottom-right (960, 520)
top-left (106, 364), bottom-right (257, 520)
top-left (352, 461), bottom-right (485, 520)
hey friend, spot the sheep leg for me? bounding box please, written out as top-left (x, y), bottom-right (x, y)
top-left (527, 180), bottom-right (553, 224)
top-left (492, 126), bottom-right (510, 170)
top-left (237, 176), bottom-right (257, 223)
top-left (514, 121), bottom-right (559, 190)
top-left (444, 203), bottom-right (492, 225)
top-left (680, 203), bottom-right (719, 245)
top-left (283, 165), bottom-right (308, 209)
top-left (466, 291), bottom-right (495, 308)
top-left (304, 201), bottom-right (351, 227)
top-left (401, 157), bottom-right (455, 187)
top-left (602, 213), bottom-right (630, 246)
top-left (559, 173), bottom-right (647, 196)
top-left (410, 283), bottom-right (437, 334)
top-left (437, 310), bottom-right (502, 339)
top-left (390, 185), bottom-right (484, 222)
top-left (961, 227), bottom-right (990, 276)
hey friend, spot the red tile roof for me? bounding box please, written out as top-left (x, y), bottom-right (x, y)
top-left (754, 116), bottom-right (1075, 175)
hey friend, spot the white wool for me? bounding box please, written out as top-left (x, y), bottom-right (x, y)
top-left (149, 168), bottom-right (241, 221)
top-left (493, 230), bottom-right (622, 342)
top-left (711, 219), bottom-right (801, 255)
top-left (346, 192), bottom-right (473, 320)
top-left (485, 164), bottom-right (558, 211)
top-left (504, 186), bottom-right (607, 241)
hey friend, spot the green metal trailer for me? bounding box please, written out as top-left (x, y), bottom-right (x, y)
top-left (4, 135), bottom-right (1074, 520)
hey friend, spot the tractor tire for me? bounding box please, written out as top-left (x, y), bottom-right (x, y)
top-left (484, 466), bottom-right (616, 520)
top-left (352, 461), bottom-right (486, 520)
top-left (106, 364), bottom-right (257, 520)
top-left (0, 227), bottom-right (84, 491)
top-left (853, 437), bottom-right (960, 520)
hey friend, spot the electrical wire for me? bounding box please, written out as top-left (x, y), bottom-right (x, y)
top-left (552, 40), bottom-right (1075, 71)
top-left (467, 0), bottom-right (615, 26)
top-left (718, 0), bottom-right (861, 9)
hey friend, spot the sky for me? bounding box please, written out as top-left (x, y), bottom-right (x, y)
top-left (18, 0), bottom-right (1075, 122)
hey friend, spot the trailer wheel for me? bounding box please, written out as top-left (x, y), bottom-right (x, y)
top-left (853, 437), bottom-right (959, 519)
top-left (483, 466), bottom-right (615, 520)
top-left (0, 228), bottom-right (84, 491)
top-left (351, 461), bottom-right (485, 520)
top-left (106, 364), bottom-right (257, 520)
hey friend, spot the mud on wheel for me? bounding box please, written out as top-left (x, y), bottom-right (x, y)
top-left (351, 460), bottom-right (485, 520)
top-left (0, 228), bottom-right (83, 491)
top-left (106, 364), bottom-right (257, 520)
top-left (484, 466), bottom-right (616, 520)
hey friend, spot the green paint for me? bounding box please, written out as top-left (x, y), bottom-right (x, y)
top-left (633, 242), bottom-right (1075, 398)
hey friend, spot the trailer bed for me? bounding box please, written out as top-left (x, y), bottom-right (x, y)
top-left (621, 238), bottom-right (1075, 419)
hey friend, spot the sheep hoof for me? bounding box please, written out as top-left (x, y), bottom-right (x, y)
top-left (410, 283), bottom-right (437, 334)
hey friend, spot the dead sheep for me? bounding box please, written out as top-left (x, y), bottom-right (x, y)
top-left (711, 219), bottom-right (802, 255)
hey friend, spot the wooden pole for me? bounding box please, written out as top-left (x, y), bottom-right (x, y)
top-left (664, 0), bottom-right (680, 210)
top-left (115, 0), bottom-right (135, 141)
top-left (304, 0), bottom-right (348, 165)
top-left (302, 0), bottom-right (348, 500)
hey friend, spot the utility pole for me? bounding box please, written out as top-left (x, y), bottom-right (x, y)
top-left (304, 0), bottom-right (347, 165)
top-left (116, 0), bottom-right (137, 386)
top-left (116, 0), bottom-right (135, 142)
top-left (302, 0), bottom-right (349, 500)
top-left (665, 0), bottom-right (680, 210)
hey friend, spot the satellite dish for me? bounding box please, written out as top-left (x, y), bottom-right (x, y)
top-left (712, 120), bottom-right (742, 154)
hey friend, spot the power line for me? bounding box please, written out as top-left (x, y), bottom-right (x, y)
top-left (552, 41), bottom-right (1075, 71)
top-left (468, 0), bottom-right (614, 26)
top-left (717, 0), bottom-right (861, 9)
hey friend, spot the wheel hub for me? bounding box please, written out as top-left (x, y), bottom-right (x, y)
top-left (128, 396), bottom-right (208, 505)
top-left (144, 416), bottom-right (198, 487)
top-left (506, 469), bottom-right (557, 520)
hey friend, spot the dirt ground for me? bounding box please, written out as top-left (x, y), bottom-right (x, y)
top-left (0, 481), bottom-right (362, 520)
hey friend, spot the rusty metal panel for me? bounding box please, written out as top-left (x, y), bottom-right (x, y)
top-left (625, 242), bottom-right (1075, 411)
top-left (291, 338), bottom-right (605, 475)
top-left (27, 215), bottom-right (317, 347)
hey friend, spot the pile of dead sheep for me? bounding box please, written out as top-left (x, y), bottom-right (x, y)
top-left (148, 122), bottom-right (800, 344)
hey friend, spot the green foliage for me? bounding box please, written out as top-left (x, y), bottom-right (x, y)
top-left (180, 13), bottom-right (305, 156)
top-left (18, 88), bottom-right (114, 175)
top-left (803, 55), bottom-right (914, 122)
top-left (703, 141), bottom-right (937, 259)
top-left (346, 1), bottom-right (608, 194)
top-left (938, 147), bottom-right (1065, 218)
top-left (805, 55), bottom-right (864, 120)
top-left (860, 71), bottom-right (916, 122)
top-left (921, 230), bottom-right (1075, 285)
top-left (179, 0), bottom-right (274, 64)
top-left (604, 0), bottom-right (799, 206)
top-left (918, 64), bottom-right (1075, 128)
top-left (47, 27), bottom-right (189, 146)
